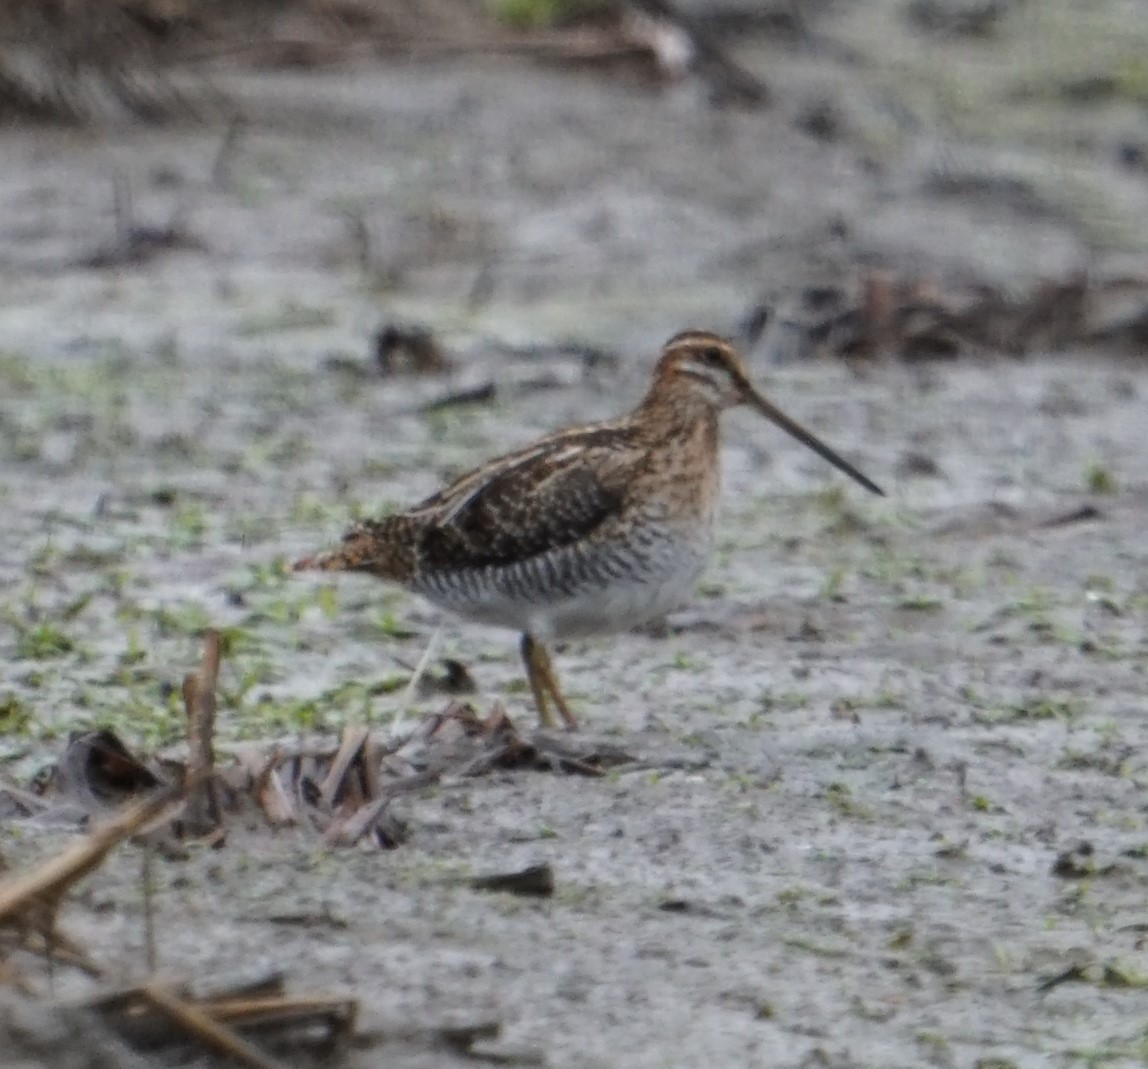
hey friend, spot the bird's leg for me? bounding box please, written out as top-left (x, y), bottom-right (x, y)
top-left (520, 633), bottom-right (555, 728)
top-left (520, 634), bottom-right (579, 731)
top-left (537, 643), bottom-right (579, 731)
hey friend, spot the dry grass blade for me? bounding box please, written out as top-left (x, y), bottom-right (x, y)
top-left (88, 978), bottom-right (355, 1059)
top-left (181, 628), bottom-right (223, 837)
top-left (360, 731), bottom-right (383, 801)
top-left (203, 994), bottom-right (357, 1047)
top-left (246, 747), bottom-right (296, 827)
top-left (138, 982), bottom-right (287, 1069)
top-left (8, 927), bottom-right (102, 978)
top-left (84, 970), bottom-right (284, 1021)
top-left (318, 724), bottom-right (370, 808)
top-left (323, 772), bottom-right (436, 848)
top-left (0, 782), bottom-right (184, 928)
top-left (196, 971), bottom-right (287, 1000)
top-left (0, 782), bottom-right (184, 977)
top-left (0, 782), bottom-right (50, 816)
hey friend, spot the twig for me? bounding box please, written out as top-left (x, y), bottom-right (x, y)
top-left (252, 748), bottom-right (296, 827)
top-left (181, 629), bottom-right (223, 836)
top-left (0, 783), bottom-right (50, 816)
top-left (390, 624), bottom-right (442, 743)
top-left (0, 783), bottom-right (185, 928)
top-left (0, 783), bottom-right (184, 979)
top-left (324, 772), bottom-right (438, 847)
top-left (204, 993), bottom-right (357, 1039)
top-left (85, 971), bottom-right (284, 1017)
top-left (318, 725), bottom-right (370, 809)
top-left (85, 974), bottom-right (356, 1055)
top-left (360, 732), bottom-right (383, 802)
top-left (11, 928), bottom-right (102, 978)
top-left (142, 842), bottom-right (157, 975)
top-left (138, 982), bottom-right (286, 1069)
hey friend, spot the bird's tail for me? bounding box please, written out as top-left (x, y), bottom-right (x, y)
top-left (292, 546), bottom-right (351, 572)
top-left (293, 519), bottom-right (414, 580)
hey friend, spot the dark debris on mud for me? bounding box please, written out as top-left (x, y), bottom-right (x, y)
top-left (0, 0), bottom-right (777, 122)
top-left (7, 630), bottom-right (648, 850)
top-left (0, 628), bottom-right (652, 1065)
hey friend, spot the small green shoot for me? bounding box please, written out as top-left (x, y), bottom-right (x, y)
top-left (1085, 462), bottom-right (1117, 495)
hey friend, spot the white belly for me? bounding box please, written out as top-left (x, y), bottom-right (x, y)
top-left (526, 549), bottom-right (706, 639)
top-left (413, 527), bottom-right (710, 640)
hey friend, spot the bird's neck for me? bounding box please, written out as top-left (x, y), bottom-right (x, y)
top-left (632, 381), bottom-right (722, 525)
top-left (635, 379), bottom-right (722, 444)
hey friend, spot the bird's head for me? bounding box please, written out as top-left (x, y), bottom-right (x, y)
top-left (650, 330), bottom-right (884, 496)
top-left (654, 331), bottom-right (756, 410)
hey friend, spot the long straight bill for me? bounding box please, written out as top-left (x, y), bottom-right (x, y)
top-left (746, 387), bottom-right (885, 496)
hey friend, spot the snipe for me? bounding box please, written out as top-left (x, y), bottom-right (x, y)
top-left (295, 330), bottom-right (883, 728)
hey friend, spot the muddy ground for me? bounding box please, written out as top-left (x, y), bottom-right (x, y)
top-left (3, 1), bottom-right (1148, 1066)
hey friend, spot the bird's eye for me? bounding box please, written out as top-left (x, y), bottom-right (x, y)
top-left (702, 346), bottom-right (725, 365)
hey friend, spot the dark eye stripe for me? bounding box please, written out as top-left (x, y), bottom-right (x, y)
top-left (682, 363), bottom-right (723, 385)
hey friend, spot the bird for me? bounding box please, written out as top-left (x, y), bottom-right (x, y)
top-left (294, 330), bottom-right (883, 729)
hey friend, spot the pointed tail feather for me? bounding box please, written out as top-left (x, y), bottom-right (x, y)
top-left (292, 548), bottom-right (348, 572)
top-left (293, 532), bottom-right (376, 573)
top-left (292, 520), bottom-right (415, 581)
